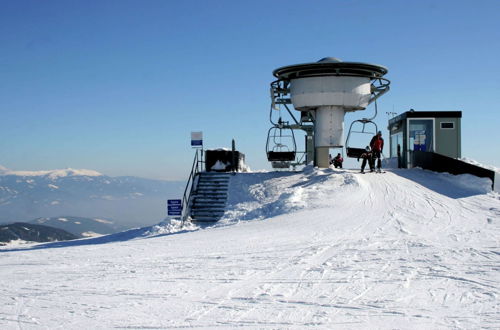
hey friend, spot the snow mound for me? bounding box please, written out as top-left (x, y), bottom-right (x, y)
top-left (221, 166), bottom-right (361, 223)
top-left (145, 218), bottom-right (198, 236)
top-left (439, 170), bottom-right (493, 193)
top-left (460, 157), bottom-right (500, 172)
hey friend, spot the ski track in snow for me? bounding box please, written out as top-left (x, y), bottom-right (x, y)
top-left (0, 168), bottom-right (499, 329)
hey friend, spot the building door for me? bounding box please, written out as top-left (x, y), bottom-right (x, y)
top-left (407, 119), bottom-right (434, 167)
top-left (390, 131), bottom-right (403, 167)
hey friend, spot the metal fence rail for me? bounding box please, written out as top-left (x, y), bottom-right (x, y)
top-left (181, 149), bottom-right (204, 225)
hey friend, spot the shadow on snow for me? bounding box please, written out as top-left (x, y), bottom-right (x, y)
top-left (390, 168), bottom-right (491, 199)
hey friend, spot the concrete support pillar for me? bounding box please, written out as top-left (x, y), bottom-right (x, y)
top-left (315, 106), bottom-right (345, 148)
top-left (316, 147), bottom-right (330, 168)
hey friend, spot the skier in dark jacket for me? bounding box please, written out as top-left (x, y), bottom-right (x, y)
top-left (333, 153), bottom-right (343, 168)
top-left (359, 146), bottom-right (374, 173)
top-left (370, 131), bottom-right (384, 172)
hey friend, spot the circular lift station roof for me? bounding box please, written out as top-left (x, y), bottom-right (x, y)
top-left (273, 57), bottom-right (388, 80)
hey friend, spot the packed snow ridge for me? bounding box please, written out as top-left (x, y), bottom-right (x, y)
top-left (0, 165), bottom-right (102, 179)
top-left (1, 166), bottom-right (499, 328)
top-left (460, 157), bottom-right (500, 172)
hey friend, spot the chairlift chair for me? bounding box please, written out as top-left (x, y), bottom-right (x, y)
top-left (266, 126), bottom-right (297, 168)
top-left (345, 119), bottom-right (378, 159)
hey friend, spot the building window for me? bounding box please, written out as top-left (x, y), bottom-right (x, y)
top-left (390, 132), bottom-right (403, 158)
top-left (409, 119), bottom-right (434, 152)
top-left (440, 122), bottom-right (454, 129)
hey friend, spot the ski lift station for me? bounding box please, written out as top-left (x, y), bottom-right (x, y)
top-left (266, 57), bottom-right (390, 168)
top-left (179, 57), bottom-right (499, 223)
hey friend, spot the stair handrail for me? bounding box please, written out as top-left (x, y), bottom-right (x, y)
top-left (181, 149), bottom-right (204, 225)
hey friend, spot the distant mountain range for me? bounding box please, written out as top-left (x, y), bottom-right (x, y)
top-left (0, 222), bottom-right (78, 244)
top-left (0, 166), bottom-right (184, 228)
top-left (0, 216), bottom-right (127, 245)
top-left (31, 216), bottom-right (126, 237)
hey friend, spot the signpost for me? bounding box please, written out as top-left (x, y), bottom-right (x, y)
top-left (167, 199), bottom-right (182, 217)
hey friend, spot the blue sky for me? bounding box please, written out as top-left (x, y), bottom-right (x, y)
top-left (1, 0), bottom-right (499, 180)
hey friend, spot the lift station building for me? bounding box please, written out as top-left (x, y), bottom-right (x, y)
top-left (388, 110), bottom-right (462, 168)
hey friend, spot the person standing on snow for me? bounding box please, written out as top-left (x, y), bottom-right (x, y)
top-left (359, 146), bottom-right (374, 173)
top-left (370, 131), bottom-right (384, 172)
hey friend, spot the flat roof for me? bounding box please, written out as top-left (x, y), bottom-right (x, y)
top-left (389, 111), bottom-right (462, 126)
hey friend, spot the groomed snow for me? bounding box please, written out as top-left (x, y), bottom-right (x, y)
top-left (0, 167), bottom-right (499, 329)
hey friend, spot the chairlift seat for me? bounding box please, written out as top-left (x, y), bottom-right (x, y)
top-left (346, 147), bottom-right (367, 159)
top-left (267, 151), bottom-right (296, 162)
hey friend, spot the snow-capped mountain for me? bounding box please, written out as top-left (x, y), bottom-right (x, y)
top-left (0, 166), bottom-right (184, 227)
top-left (0, 166), bottom-right (103, 179)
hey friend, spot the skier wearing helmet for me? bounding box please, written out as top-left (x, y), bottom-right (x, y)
top-left (370, 131), bottom-right (384, 172)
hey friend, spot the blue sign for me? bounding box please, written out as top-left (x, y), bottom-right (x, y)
top-left (168, 211), bottom-right (181, 216)
top-left (167, 199), bottom-right (182, 216)
top-left (191, 140), bottom-right (203, 146)
top-left (168, 211), bottom-right (182, 216)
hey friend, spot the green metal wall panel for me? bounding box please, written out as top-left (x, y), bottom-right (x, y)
top-left (434, 118), bottom-right (461, 158)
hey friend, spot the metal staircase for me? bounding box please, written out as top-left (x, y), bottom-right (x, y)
top-left (190, 172), bottom-right (230, 222)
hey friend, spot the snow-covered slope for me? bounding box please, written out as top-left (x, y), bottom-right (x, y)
top-left (0, 166), bottom-right (183, 227)
top-left (0, 168), bottom-right (499, 328)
